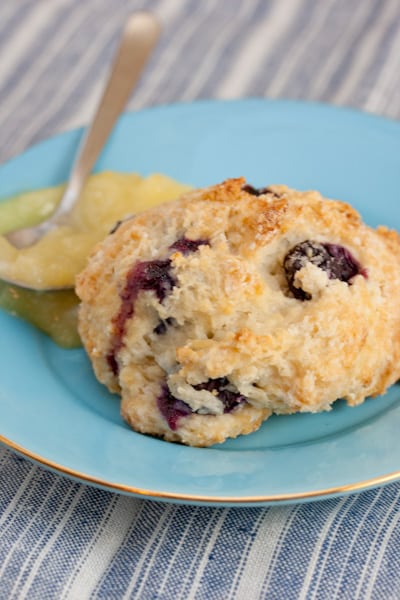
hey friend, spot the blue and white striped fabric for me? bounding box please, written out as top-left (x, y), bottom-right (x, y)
top-left (1, 1), bottom-right (400, 598)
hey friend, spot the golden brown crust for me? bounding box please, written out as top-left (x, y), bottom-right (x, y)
top-left (76, 178), bottom-right (400, 445)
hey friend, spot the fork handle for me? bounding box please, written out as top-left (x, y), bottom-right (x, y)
top-left (53, 12), bottom-right (160, 220)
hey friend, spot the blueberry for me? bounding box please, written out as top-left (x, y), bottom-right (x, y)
top-left (284, 240), bottom-right (366, 300)
top-left (157, 386), bottom-right (192, 431)
top-left (106, 352), bottom-right (119, 376)
top-left (169, 237), bottom-right (209, 254)
top-left (107, 239), bottom-right (209, 375)
top-left (108, 260), bottom-right (175, 374)
top-left (130, 259), bottom-right (175, 303)
top-left (242, 184), bottom-right (279, 197)
top-left (157, 378), bottom-right (247, 431)
top-left (194, 377), bottom-right (246, 413)
top-left (323, 243), bottom-right (366, 281)
top-left (153, 317), bottom-right (177, 335)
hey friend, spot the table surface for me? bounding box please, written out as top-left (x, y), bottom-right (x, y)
top-left (1, 0), bottom-right (400, 598)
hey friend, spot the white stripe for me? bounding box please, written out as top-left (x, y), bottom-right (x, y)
top-left (0, 467), bottom-right (40, 534)
top-left (4, 8), bottom-right (127, 158)
top-left (122, 505), bottom-right (176, 599)
top-left (0, 0), bottom-right (71, 87)
top-left (364, 19), bottom-right (400, 113)
top-left (0, 1), bottom-right (94, 127)
top-left (354, 490), bottom-right (400, 599)
top-left (258, 507), bottom-right (300, 597)
top-left (131, 0), bottom-right (217, 109)
top-left (263, 0), bottom-right (336, 98)
top-left (179, 0), bottom-right (259, 101)
top-left (185, 509), bottom-right (229, 600)
top-left (386, 77), bottom-right (400, 116)
top-left (215, 0), bottom-right (305, 99)
top-left (62, 496), bottom-right (142, 600)
top-left (230, 509), bottom-right (284, 599)
top-left (155, 0), bottom-right (194, 27)
top-left (332, 0), bottom-right (399, 105)
top-left (308, 1), bottom-right (381, 99)
top-left (9, 486), bottom-right (85, 598)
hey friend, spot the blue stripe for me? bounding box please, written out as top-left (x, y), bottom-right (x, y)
top-left (32, 0), bottom-right (167, 143)
top-left (166, 509), bottom-right (224, 599)
top-left (0, 452), bottom-right (32, 519)
top-left (0, 1), bottom-right (79, 98)
top-left (319, 0), bottom-right (390, 101)
top-left (192, 508), bottom-right (267, 600)
top-left (25, 486), bottom-right (116, 599)
top-left (0, 469), bottom-right (72, 598)
top-left (197, 1), bottom-right (274, 99)
top-left (131, 0), bottom-right (223, 106)
top-left (0, 2), bottom-right (37, 48)
top-left (131, 505), bottom-right (206, 597)
top-left (354, 486), bottom-right (400, 599)
top-left (0, 0), bottom-right (166, 156)
top-left (0, 3), bottom-right (106, 147)
top-left (356, 15), bottom-right (400, 110)
top-left (95, 501), bottom-right (166, 597)
top-left (371, 507), bottom-right (400, 599)
top-left (243, 0), bottom-right (324, 97)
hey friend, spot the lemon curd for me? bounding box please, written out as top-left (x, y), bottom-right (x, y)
top-left (0, 172), bottom-right (190, 290)
top-left (0, 282), bottom-right (81, 348)
top-left (0, 172), bottom-right (190, 346)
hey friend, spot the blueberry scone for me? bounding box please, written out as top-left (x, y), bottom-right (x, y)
top-left (76, 178), bottom-right (400, 446)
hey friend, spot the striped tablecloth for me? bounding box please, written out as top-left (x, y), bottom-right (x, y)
top-left (1, 1), bottom-right (400, 598)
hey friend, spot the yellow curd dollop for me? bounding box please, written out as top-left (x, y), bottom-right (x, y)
top-left (0, 171), bottom-right (190, 346)
top-left (0, 171), bottom-right (190, 290)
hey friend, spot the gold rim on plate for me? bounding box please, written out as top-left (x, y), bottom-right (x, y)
top-left (1, 433), bottom-right (400, 504)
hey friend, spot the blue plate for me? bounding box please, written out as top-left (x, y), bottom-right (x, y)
top-left (1, 99), bottom-right (400, 506)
